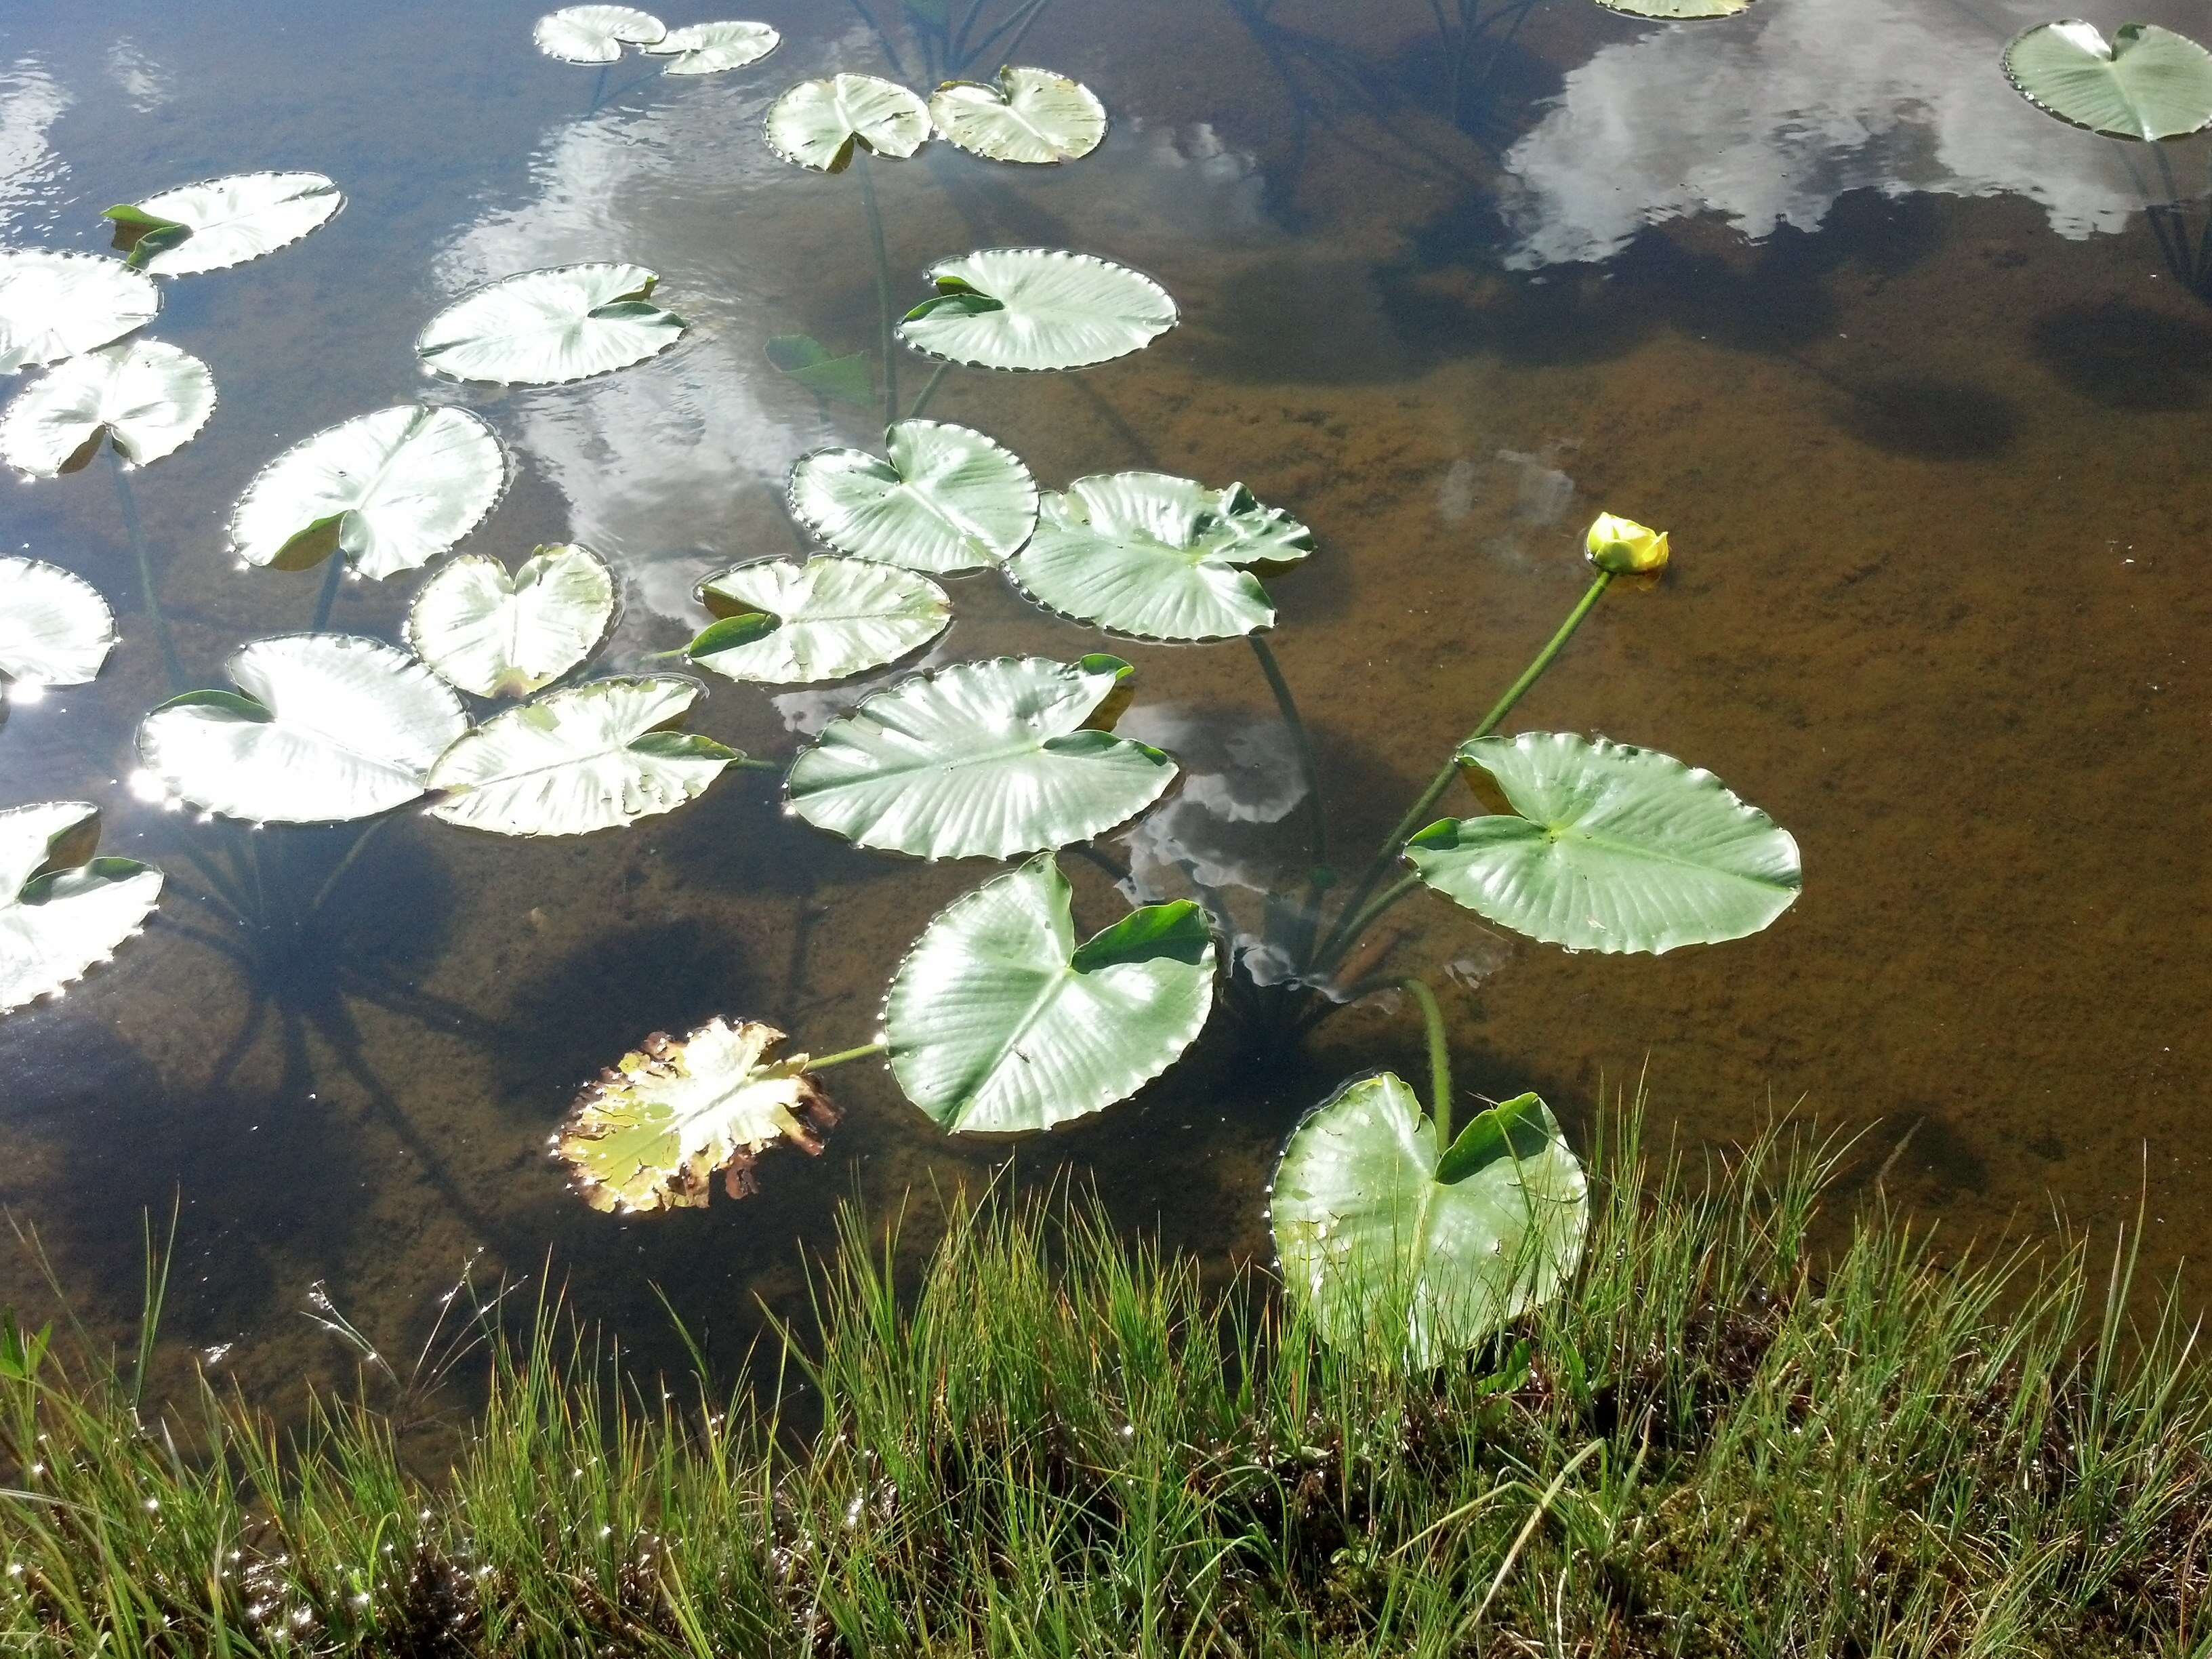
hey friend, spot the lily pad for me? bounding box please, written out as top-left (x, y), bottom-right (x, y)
top-left (787, 655), bottom-right (1176, 860)
top-left (230, 405), bottom-right (507, 580)
top-left (898, 247), bottom-right (1176, 372)
top-left (136, 634), bottom-right (468, 825)
top-left (1006, 472), bottom-right (1311, 641)
top-left (1406, 731), bottom-right (1801, 955)
top-left (787, 419), bottom-right (1038, 575)
top-left (405, 544), bottom-right (616, 699)
top-left (534, 5), bottom-right (665, 62)
top-left (884, 854), bottom-right (1214, 1133)
top-left (0, 251), bottom-right (159, 375)
top-left (1273, 1076), bottom-right (1589, 1367)
top-left (1594, 0), bottom-right (1753, 15)
top-left (0, 340), bottom-right (216, 474)
top-left (642, 20), bottom-right (779, 75)
top-left (104, 172), bottom-right (342, 276)
top-left (766, 333), bottom-right (874, 405)
top-left (425, 675), bottom-right (737, 837)
top-left (764, 74), bottom-right (931, 171)
top-left (0, 802), bottom-right (163, 1015)
top-left (928, 67), bottom-right (1107, 165)
top-left (557, 1017), bottom-right (838, 1212)
top-left (691, 556), bottom-right (949, 684)
top-left (2003, 20), bottom-right (2212, 140)
top-left (0, 558), bottom-right (117, 694)
top-left (417, 264), bottom-right (685, 386)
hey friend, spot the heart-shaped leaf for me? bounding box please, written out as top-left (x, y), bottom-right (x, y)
top-left (1272, 1073), bottom-right (1588, 1366)
top-left (405, 544), bottom-right (616, 699)
top-left (897, 247), bottom-right (1176, 371)
top-left (424, 675), bottom-right (736, 837)
top-left (104, 172), bottom-right (342, 276)
top-left (786, 655), bottom-right (1176, 860)
top-left (0, 251), bottom-right (159, 375)
top-left (0, 340), bottom-right (216, 474)
top-left (642, 20), bottom-right (779, 75)
top-left (0, 558), bottom-right (117, 695)
top-left (766, 333), bottom-right (874, 405)
top-left (534, 5), bottom-right (666, 62)
top-left (2003, 20), bottom-right (2212, 140)
top-left (691, 556), bottom-right (948, 684)
top-left (230, 405), bottom-right (507, 580)
top-left (0, 802), bottom-right (163, 1015)
top-left (928, 66), bottom-right (1107, 164)
top-left (787, 418), bottom-right (1038, 574)
top-left (1406, 731), bottom-right (1801, 955)
top-left (764, 74), bottom-right (930, 171)
top-left (417, 264), bottom-right (685, 386)
top-left (884, 855), bottom-right (1214, 1132)
top-left (1006, 472), bottom-right (1311, 640)
top-left (136, 634), bottom-right (469, 824)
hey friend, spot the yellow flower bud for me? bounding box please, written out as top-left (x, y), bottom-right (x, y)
top-left (1585, 512), bottom-right (1669, 576)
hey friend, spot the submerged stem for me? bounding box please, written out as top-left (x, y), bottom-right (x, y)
top-left (858, 153), bottom-right (899, 431)
top-left (1246, 634), bottom-right (1327, 870)
top-left (108, 451), bottom-right (183, 691)
top-left (809, 1041), bottom-right (888, 1071)
top-left (310, 814), bottom-right (396, 915)
top-left (1400, 976), bottom-right (1452, 1146)
top-left (310, 552), bottom-right (346, 634)
top-left (907, 359), bottom-right (952, 422)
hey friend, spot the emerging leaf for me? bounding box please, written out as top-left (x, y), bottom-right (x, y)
top-left (0, 251), bottom-right (159, 375)
top-left (764, 74), bottom-right (930, 171)
top-left (928, 66), bottom-right (1107, 165)
top-left (0, 802), bottom-right (163, 1015)
top-left (766, 333), bottom-right (874, 406)
top-left (533, 5), bottom-right (666, 62)
top-left (0, 340), bottom-right (216, 474)
top-left (642, 20), bottom-right (779, 75)
top-left (787, 419), bottom-right (1038, 574)
top-left (2003, 20), bottom-right (2212, 140)
top-left (897, 248), bottom-right (1176, 372)
top-left (104, 172), bottom-right (342, 276)
top-left (0, 557), bottom-right (117, 695)
top-left (406, 545), bottom-right (617, 699)
top-left (691, 556), bottom-right (949, 684)
top-left (417, 264), bottom-right (685, 386)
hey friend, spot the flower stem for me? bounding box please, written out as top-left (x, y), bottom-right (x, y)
top-left (1401, 975), bottom-right (1452, 1146)
top-left (810, 1041), bottom-right (887, 1071)
top-left (858, 153), bottom-right (899, 431)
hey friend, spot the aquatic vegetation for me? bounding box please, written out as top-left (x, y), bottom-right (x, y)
top-left (764, 73), bottom-right (932, 171)
top-left (101, 171), bottom-right (343, 274)
top-left (786, 418), bottom-right (1038, 573)
top-left (1597, 0), bottom-right (1755, 15)
top-left (687, 555), bottom-right (951, 684)
top-left (764, 331), bottom-right (874, 405)
top-left (897, 247), bottom-right (1181, 371)
top-left (415, 263), bottom-right (686, 386)
top-left (0, 339), bottom-right (213, 474)
top-left (531, 5), bottom-right (666, 64)
top-left (639, 20), bottom-right (779, 75)
top-left (405, 544), bottom-right (615, 699)
top-left (0, 557), bottom-right (116, 696)
top-left (0, 250), bottom-right (158, 374)
top-left (928, 66), bottom-right (1107, 164)
top-left (0, 802), bottom-right (162, 1013)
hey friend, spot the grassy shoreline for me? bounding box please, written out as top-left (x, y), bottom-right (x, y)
top-left (1, 1113), bottom-right (2205, 1657)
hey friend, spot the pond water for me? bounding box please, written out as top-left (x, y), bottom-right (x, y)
top-left (3, 0), bottom-right (2210, 1399)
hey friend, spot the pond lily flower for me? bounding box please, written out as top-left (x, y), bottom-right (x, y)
top-left (1585, 512), bottom-right (1669, 576)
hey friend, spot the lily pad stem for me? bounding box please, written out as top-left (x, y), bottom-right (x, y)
top-left (975, 0), bottom-right (1053, 65)
top-left (1248, 630), bottom-right (1331, 956)
top-left (310, 813), bottom-right (395, 914)
top-left (731, 756), bottom-right (785, 774)
top-left (858, 153), bottom-right (899, 430)
top-left (1400, 975), bottom-right (1452, 1147)
top-left (108, 450), bottom-right (184, 691)
top-left (310, 550), bottom-right (346, 633)
top-left (907, 359), bottom-right (953, 422)
top-left (2153, 142), bottom-right (2198, 288)
top-left (809, 1040), bottom-right (887, 1070)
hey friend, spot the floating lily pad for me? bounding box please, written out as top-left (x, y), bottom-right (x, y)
top-left (0, 251), bottom-right (159, 375)
top-left (104, 172), bottom-right (342, 276)
top-left (928, 67), bottom-right (1107, 164)
top-left (2003, 20), bottom-right (2212, 140)
top-left (786, 655), bottom-right (1176, 860)
top-left (691, 556), bottom-right (949, 684)
top-left (417, 264), bottom-right (685, 386)
top-left (558, 1017), bottom-right (838, 1212)
top-left (0, 558), bottom-right (117, 694)
top-left (1006, 472), bottom-right (1311, 641)
top-left (787, 419), bottom-right (1037, 574)
top-left (405, 545), bottom-right (616, 699)
top-left (534, 5), bottom-right (665, 62)
top-left (0, 802), bottom-right (163, 1016)
top-left (898, 247), bottom-right (1176, 372)
top-left (764, 74), bottom-right (930, 171)
top-left (1594, 0), bottom-right (1753, 16)
top-left (884, 854), bottom-right (1214, 1133)
top-left (1273, 1076), bottom-right (1589, 1367)
top-left (0, 340), bottom-right (215, 474)
top-left (425, 675), bottom-right (736, 837)
top-left (1406, 731), bottom-right (1801, 955)
top-left (230, 405), bottom-right (506, 581)
top-left (643, 20), bottom-right (779, 75)
top-left (136, 634), bottom-right (468, 825)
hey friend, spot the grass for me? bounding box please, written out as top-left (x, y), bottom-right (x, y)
top-left (0, 1107), bottom-right (2208, 1657)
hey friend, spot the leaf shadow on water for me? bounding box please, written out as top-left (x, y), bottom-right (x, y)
top-left (2028, 301), bottom-right (2212, 411)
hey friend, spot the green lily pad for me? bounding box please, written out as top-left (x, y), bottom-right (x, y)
top-left (405, 544), bottom-right (616, 699)
top-left (425, 675), bottom-right (737, 837)
top-left (0, 340), bottom-right (216, 474)
top-left (104, 172), bottom-right (342, 276)
top-left (230, 405), bottom-right (508, 580)
top-left (417, 264), bottom-right (685, 386)
top-left (786, 655), bottom-right (1176, 860)
top-left (1406, 731), bottom-right (1801, 955)
top-left (1273, 1075), bottom-right (1588, 1366)
top-left (884, 853), bottom-right (1214, 1132)
top-left (764, 73), bottom-right (931, 171)
top-left (1593, 0), bottom-right (1753, 16)
top-left (534, 5), bottom-right (665, 62)
top-left (898, 248), bottom-right (1176, 372)
top-left (0, 251), bottom-right (159, 375)
top-left (642, 20), bottom-right (779, 75)
top-left (2003, 20), bottom-right (2212, 140)
top-left (0, 802), bottom-right (164, 1016)
top-left (136, 634), bottom-right (469, 825)
top-left (787, 418), bottom-right (1038, 574)
top-left (0, 558), bottom-right (117, 695)
top-left (1006, 472), bottom-right (1311, 641)
top-left (928, 66), bottom-right (1107, 164)
top-left (691, 556), bottom-right (949, 684)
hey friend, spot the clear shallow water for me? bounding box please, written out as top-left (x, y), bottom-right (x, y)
top-left (2, 0), bottom-right (2210, 1398)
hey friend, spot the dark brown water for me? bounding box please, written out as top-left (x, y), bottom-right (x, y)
top-left (3, 0), bottom-right (2210, 1399)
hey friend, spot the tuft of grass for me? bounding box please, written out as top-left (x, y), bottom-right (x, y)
top-left (0, 1107), bottom-right (2208, 1656)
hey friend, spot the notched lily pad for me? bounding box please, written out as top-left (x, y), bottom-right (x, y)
top-left (0, 802), bottom-right (164, 1015)
top-left (897, 247), bottom-right (1176, 372)
top-left (0, 251), bottom-right (159, 375)
top-left (642, 20), bottom-right (779, 75)
top-left (764, 74), bottom-right (931, 171)
top-left (1594, 0), bottom-right (1755, 16)
top-left (690, 556), bottom-right (949, 684)
top-left (406, 544), bottom-right (617, 699)
top-left (0, 557), bottom-right (117, 696)
top-left (2003, 20), bottom-right (2212, 140)
top-left (787, 418), bottom-right (1038, 574)
top-left (0, 340), bottom-right (216, 474)
top-left (928, 66), bottom-right (1107, 164)
top-left (417, 264), bottom-right (685, 386)
top-left (535, 5), bottom-right (666, 62)
top-left (104, 172), bottom-right (343, 276)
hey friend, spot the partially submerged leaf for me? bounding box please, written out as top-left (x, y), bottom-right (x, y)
top-left (766, 333), bottom-right (874, 405)
top-left (897, 248), bottom-right (1176, 372)
top-left (425, 675), bottom-right (736, 836)
top-left (884, 854), bottom-right (1214, 1132)
top-left (136, 634), bottom-right (468, 824)
top-left (0, 340), bottom-right (216, 474)
top-left (787, 419), bottom-right (1038, 574)
top-left (405, 544), bottom-right (616, 699)
top-left (417, 264), bottom-right (685, 386)
top-left (105, 172), bottom-right (343, 276)
top-left (928, 67), bottom-right (1107, 164)
top-left (764, 74), bottom-right (930, 171)
top-left (534, 5), bottom-right (666, 62)
top-left (2003, 20), bottom-right (2212, 140)
top-left (1406, 731), bottom-right (1802, 954)
top-left (785, 655), bottom-right (1176, 860)
top-left (0, 251), bottom-right (159, 375)
top-left (0, 558), bottom-right (117, 694)
top-left (230, 405), bottom-right (506, 580)
top-left (1593, 0), bottom-right (1754, 16)
top-left (0, 802), bottom-right (163, 1015)
top-left (691, 556), bottom-right (949, 684)
top-left (642, 20), bottom-right (779, 75)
